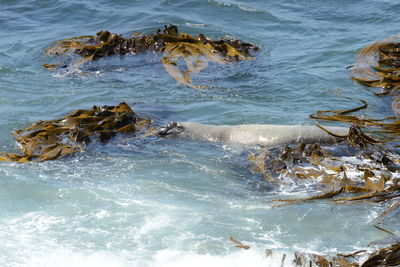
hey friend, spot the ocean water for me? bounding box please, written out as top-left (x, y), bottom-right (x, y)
top-left (1, 0), bottom-right (400, 266)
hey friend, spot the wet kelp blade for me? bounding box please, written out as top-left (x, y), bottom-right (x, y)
top-left (350, 36), bottom-right (400, 115)
top-left (247, 128), bottom-right (400, 206)
top-left (0, 102), bottom-right (151, 162)
top-left (310, 96), bottom-right (400, 146)
top-left (227, 238), bottom-right (400, 266)
top-left (312, 110), bottom-right (400, 145)
top-left (350, 36), bottom-right (400, 91)
top-left (293, 244), bottom-right (400, 267)
top-left (229, 237), bottom-right (250, 250)
top-left (44, 25), bottom-right (259, 89)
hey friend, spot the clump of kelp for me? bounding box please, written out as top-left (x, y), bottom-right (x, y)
top-left (44, 25), bottom-right (259, 89)
top-left (247, 96), bottom-right (400, 204)
top-left (292, 243), bottom-right (400, 267)
top-left (0, 102), bottom-right (151, 162)
top-left (261, 37), bottom-right (400, 204)
top-left (247, 95), bottom-right (400, 266)
top-left (244, 36), bottom-right (400, 266)
top-left (248, 131), bottom-right (400, 205)
top-left (230, 235), bottom-right (400, 266)
top-left (350, 36), bottom-right (400, 115)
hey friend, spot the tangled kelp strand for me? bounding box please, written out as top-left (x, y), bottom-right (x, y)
top-left (0, 102), bottom-right (151, 162)
top-left (310, 96), bottom-right (400, 146)
top-left (248, 131), bottom-right (400, 205)
top-left (44, 25), bottom-right (258, 89)
top-left (226, 237), bottom-right (400, 266)
top-left (351, 36), bottom-right (400, 92)
top-left (350, 36), bottom-right (400, 115)
top-left (248, 93), bottom-right (400, 205)
top-left (359, 243), bottom-right (400, 267)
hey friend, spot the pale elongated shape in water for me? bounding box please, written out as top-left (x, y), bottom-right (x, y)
top-left (160, 122), bottom-right (348, 146)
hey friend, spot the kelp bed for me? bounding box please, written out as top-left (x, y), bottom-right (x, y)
top-left (247, 138), bottom-right (400, 266)
top-left (229, 235), bottom-right (400, 266)
top-left (44, 25), bottom-right (258, 89)
top-left (0, 102), bottom-right (151, 162)
top-left (282, 243), bottom-right (400, 267)
top-left (246, 36), bottom-right (400, 266)
top-left (7, 29), bottom-right (400, 266)
top-left (246, 35), bottom-right (400, 209)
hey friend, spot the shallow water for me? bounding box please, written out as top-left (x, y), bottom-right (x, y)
top-left (1, 0), bottom-right (400, 266)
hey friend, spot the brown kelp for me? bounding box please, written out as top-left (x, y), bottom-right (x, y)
top-left (292, 243), bottom-right (400, 267)
top-left (248, 94), bottom-right (400, 203)
top-left (244, 39), bottom-right (400, 265)
top-left (248, 134), bottom-right (400, 205)
top-left (247, 96), bottom-right (400, 204)
top-left (350, 36), bottom-right (400, 115)
top-left (351, 36), bottom-right (400, 93)
top-left (229, 237), bottom-right (250, 250)
top-left (310, 98), bottom-right (400, 146)
top-left (0, 102), bottom-right (151, 162)
top-left (44, 25), bottom-right (258, 89)
top-left (228, 237), bottom-right (400, 266)
top-left (281, 39), bottom-right (400, 204)
top-left (337, 36), bottom-right (400, 145)
top-left (293, 251), bottom-right (357, 267)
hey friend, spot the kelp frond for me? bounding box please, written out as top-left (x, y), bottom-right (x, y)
top-left (292, 243), bottom-right (400, 267)
top-left (350, 36), bottom-right (400, 115)
top-left (0, 102), bottom-right (151, 162)
top-left (239, 234), bottom-right (400, 266)
top-left (44, 25), bottom-right (259, 89)
top-left (310, 96), bottom-right (400, 145)
top-left (248, 125), bottom-right (400, 206)
top-left (350, 36), bottom-right (400, 91)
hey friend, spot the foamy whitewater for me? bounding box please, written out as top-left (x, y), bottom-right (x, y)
top-left (1, 0), bottom-right (400, 266)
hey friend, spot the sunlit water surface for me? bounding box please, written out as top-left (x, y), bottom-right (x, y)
top-left (1, 0), bottom-right (400, 266)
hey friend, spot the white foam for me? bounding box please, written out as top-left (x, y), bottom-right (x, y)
top-left (153, 248), bottom-right (294, 267)
top-left (138, 214), bottom-right (171, 235)
top-left (24, 248), bottom-right (128, 267)
top-left (238, 4), bottom-right (263, 13)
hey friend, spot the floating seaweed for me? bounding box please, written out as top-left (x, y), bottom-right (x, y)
top-left (310, 99), bottom-right (400, 146)
top-left (359, 242), bottom-right (400, 267)
top-left (0, 102), bottom-right (151, 162)
top-left (292, 241), bottom-right (400, 267)
top-left (287, 39), bottom-right (400, 204)
top-left (350, 36), bottom-right (400, 115)
top-left (227, 236), bottom-right (400, 266)
top-left (44, 25), bottom-right (259, 89)
top-left (244, 39), bottom-right (400, 265)
top-left (351, 36), bottom-right (400, 93)
top-left (249, 139), bottom-right (400, 205)
top-left (293, 251), bottom-right (353, 267)
top-left (229, 237), bottom-right (250, 250)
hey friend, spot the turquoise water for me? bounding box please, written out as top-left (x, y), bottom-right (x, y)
top-left (1, 0), bottom-right (400, 266)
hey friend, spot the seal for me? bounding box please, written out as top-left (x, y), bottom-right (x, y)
top-left (158, 122), bottom-right (348, 146)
